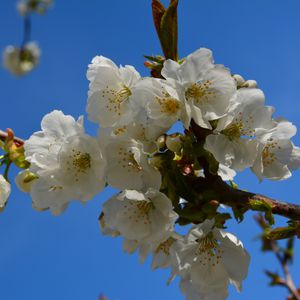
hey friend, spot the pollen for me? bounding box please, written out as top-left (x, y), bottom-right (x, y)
top-left (156, 96), bottom-right (180, 115)
top-left (185, 80), bottom-right (214, 103)
top-left (195, 232), bottom-right (223, 267)
top-left (222, 122), bottom-right (243, 140)
top-left (117, 147), bottom-right (142, 173)
top-left (123, 200), bottom-right (153, 225)
top-left (262, 140), bottom-right (278, 167)
top-left (155, 237), bottom-right (175, 255)
top-left (102, 85), bottom-right (132, 116)
top-left (66, 150), bottom-right (92, 182)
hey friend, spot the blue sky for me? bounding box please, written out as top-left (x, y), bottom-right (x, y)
top-left (0, 0), bottom-right (300, 299)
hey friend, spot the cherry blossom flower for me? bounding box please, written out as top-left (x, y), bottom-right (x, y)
top-left (103, 138), bottom-right (161, 191)
top-left (102, 189), bottom-right (178, 244)
top-left (252, 119), bottom-right (300, 180)
top-left (3, 42), bottom-right (40, 76)
top-left (86, 56), bottom-right (141, 127)
top-left (170, 220), bottom-right (250, 300)
top-left (161, 48), bottom-right (236, 129)
top-left (24, 110), bottom-right (106, 215)
top-left (204, 88), bottom-right (274, 170)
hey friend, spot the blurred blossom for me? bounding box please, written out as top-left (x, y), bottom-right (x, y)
top-left (3, 42), bottom-right (40, 76)
top-left (17, 0), bottom-right (53, 16)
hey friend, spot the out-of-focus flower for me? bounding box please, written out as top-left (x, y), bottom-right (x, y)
top-left (3, 42), bottom-right (40, 76)
top-left (17, 0), bottom-right (53, 16)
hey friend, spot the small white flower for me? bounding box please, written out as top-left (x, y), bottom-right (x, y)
top-left (3, 42), bottom-right (40, 76)
top-left (25, 110), bottom-right (84, 168)
top-left (170, 220), bottom-right (250, 299)
top-left (252, 119), bottom-right (300, 181)
top-left (102, 189), bottom-right (178, 244)
top-left (17, 0), bottom-right (53, 15)
top-left (204, 88), bottom-right (274, 170)
top-left (25, 110), bottom-right (106, 215)
top-left (103, 138), bottom-right (161, 191)
top-left (86, 55), bottom-right (141, 127)
top-left (134, 77), bottom-right (182, 129)
top-left (0, 175), bottom-right (10, 209)
top-left (162, 48), bottom-right (236, 129)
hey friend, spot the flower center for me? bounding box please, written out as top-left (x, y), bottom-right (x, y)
top-left (65, 150), bottom-right (92, 182)
top-left (222, 122), bottom-right (243, 140)
top-left (136, 201), bottom-right (153, 215)
top-left (102, 85), bottom-right (132, 116)
top-left (123, 200), bottom-right (154, 225)
top-left (155, 237), bottom-right (176, 255)
top-left (72, 151), bottom-right (91, 173)
top-left (117, 147), bottom-right (142, 173)
top-left (196, 232), bottom-right (223, 267)
top-left (185, 81), bottom-right (213, 103)
top-left (156, 96), bottom-right (180, 115)
top-left (262, 139), bottom-right (279, 167)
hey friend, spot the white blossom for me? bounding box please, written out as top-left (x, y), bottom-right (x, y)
top-left (103, 137), bottom-right (161, 191)
top-left (102, 189), bottom-right (178, 244)
top-left (133, 77), bottom-right (182, 129)
top-left (161, 48), bottom-right (236, 129)
top-left (98, 122), bottom-right (162, 155)
top-left (3, 42), bottom-right (40, 76)
top-left (0, 175), bottom-right (10, 209)
top-left (17, 0), bottom-right (52, 15)
top-left (252, 119), bottom-right (300, 180)
top-left (24, 110), bottom-right (106, 215)
top-left (170, 220), bottom-right (250, 300)
top-left (204, 88), bottom-right (274, 170)
top-left (86, 55), bottom-right (141, 127)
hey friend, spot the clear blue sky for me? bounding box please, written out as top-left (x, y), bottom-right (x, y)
top-left (0, 1), bottom-right (300, 299)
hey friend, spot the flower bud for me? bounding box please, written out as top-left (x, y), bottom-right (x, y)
top-left (166, 133), bottom-right (182, 153)
top-left (233, 74), bottom-right (245, 87)
top-left (156, 134), bottom-right (167, 151)
top-left (242, 79), bottom-right (258, 88)
top-left (15, 170), bottom-right (37, 193)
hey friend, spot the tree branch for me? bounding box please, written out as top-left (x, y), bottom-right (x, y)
top-left (188, 176), bottom-right (300, 221)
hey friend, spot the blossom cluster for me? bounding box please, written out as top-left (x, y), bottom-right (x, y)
top-left (11, 48), bottom-right (300, 299)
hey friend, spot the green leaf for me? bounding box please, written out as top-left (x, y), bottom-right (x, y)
top-left (265, 226), bottom-right (296, 240)
top-left (249, 199), bottom-right (274, 225)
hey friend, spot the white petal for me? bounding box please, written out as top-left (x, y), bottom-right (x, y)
top-left (0, 175), bottom-right (10, 208)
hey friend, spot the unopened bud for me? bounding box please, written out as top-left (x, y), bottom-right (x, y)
top-left (156, 134), bottom-right (167, 151)
top-left (242, 80), bottom-right (258, 88)
top-left (166, 133), bottom-right (182, 153)
top-left (233, 74), bottom-right (245, 87)
top-left (15, 170), bottom-right (37, 193)
top-left (209, 200), bottom-right (220, 207)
